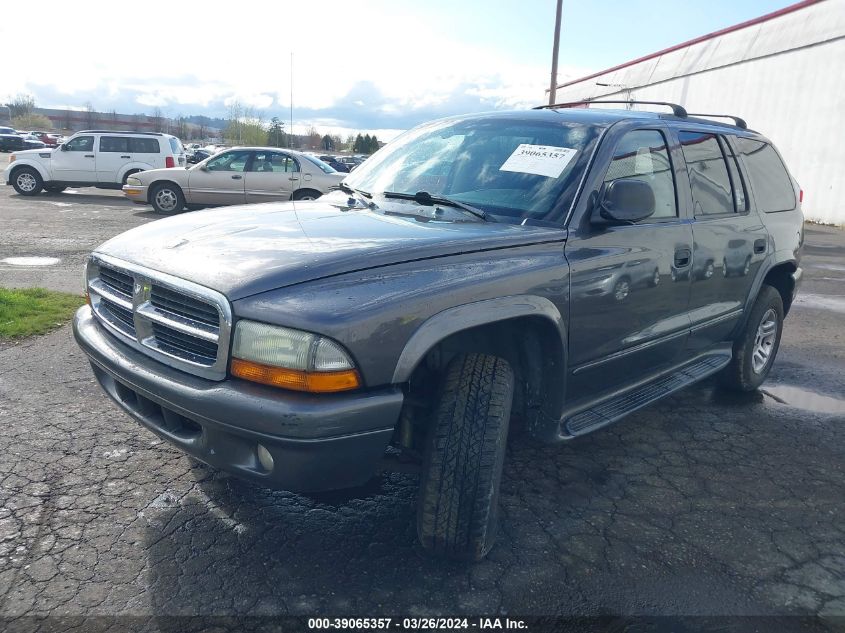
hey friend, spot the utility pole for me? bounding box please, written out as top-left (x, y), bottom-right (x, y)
top-left (290, 52), bottom-right (294, 149)
top-left (548, 0), bottom-right (563, 105)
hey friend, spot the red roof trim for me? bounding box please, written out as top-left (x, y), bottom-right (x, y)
top-left (555, 0), bottom-right (825, 90)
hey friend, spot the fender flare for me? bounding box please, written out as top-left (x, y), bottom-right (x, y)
top-left (118, 163), bottom-right (153, 183)
top-left (391, 295), bottom-right (566, 383)
top-left (7, 159), bottom-right (50, 183)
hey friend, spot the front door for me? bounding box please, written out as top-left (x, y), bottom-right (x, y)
top-left (673, 130), bottom-right (769, 351)
top-left (565, 126), bottom-right (693, 402)
top-left (243, 151), bottom-right (299, 203)
top-left (186, 150), bottom-right (250, 205)
top-left (52, 135), bottom-right (96, 182)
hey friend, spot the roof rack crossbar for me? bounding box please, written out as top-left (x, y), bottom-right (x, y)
top-left (535, 99), bottom-right (688, 118)
top-left (686, 113), bottom-right (747, 129)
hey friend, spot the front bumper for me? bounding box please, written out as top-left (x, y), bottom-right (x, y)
top-left (73, 306), bottom-right (404, 492)
top-left (121, 183), bottom-right (149, 202)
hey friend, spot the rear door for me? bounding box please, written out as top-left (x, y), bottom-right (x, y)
top-left (186, 149), bottom-right (250, 205)
top-left (565, 125), bottom-right (693, 401)
top-left (129, 136), bottom-right (163, 170)
top-left (243, 151), bottom-right (299, 202)
top-left (97, 135), bottom-right (131, 183)
top-left (52, 135), bottom-right (96, 181)
top-left (672, 129), bottom-right (768, 352)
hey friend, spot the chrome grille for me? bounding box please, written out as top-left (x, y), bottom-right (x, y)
top-left (86, 254), bottom-right (232, 380)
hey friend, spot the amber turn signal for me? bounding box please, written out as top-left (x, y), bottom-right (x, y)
top-left (230, 358), bottom-right (361, 393)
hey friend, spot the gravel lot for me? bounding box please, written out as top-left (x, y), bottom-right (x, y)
top-left (0, 184), bottom-right (843, 629)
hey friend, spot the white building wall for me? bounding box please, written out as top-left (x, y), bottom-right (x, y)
top-left (553, 0), bottom-right (845, 224)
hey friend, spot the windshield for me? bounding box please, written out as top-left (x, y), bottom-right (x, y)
top-left (301, 154), bottom-right (337, 174)
top-left (345, 116), bottom-right (601, 223)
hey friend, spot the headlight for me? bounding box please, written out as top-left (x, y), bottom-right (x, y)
top-left (230, 320), bottom-right (361, 393)
top-left (125, 176), bottom-right (142, 186)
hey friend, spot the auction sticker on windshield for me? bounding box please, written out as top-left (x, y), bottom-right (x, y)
top-left (499, 144), bottom-right (578, 178)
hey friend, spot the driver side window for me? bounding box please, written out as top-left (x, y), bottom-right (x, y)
top-left (206, 151), bottom-right (251, 172)
top-left (66, 136), bottom-right (94, 152)
top-left (604, 130), bottom-right (677, 220)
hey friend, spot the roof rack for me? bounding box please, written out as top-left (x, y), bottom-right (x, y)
top-left (686, 113), bottom-right (748, 129)
top-left (75, 130), bottom-right (164, 136)
top-left (535, 100), bottom-right (688, 118)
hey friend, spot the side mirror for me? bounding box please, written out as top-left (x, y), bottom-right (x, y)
top-left (595, 179), bottom-right (655, 223)
top-left (60, 144), bottom-right (68, 151)
top-left (199, 164), bottom-right (209, 171)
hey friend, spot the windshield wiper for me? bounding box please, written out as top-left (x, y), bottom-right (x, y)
top-left (338, 182), bottom-right (376, 208)
top-left (381, 190), bottom-right (494, 222)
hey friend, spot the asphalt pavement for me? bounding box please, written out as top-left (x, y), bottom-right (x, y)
top-left (0, 185), bottom-right (843, 630)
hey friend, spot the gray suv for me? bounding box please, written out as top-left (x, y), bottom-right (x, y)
top-left (73, 103), bottom-right (804, 561)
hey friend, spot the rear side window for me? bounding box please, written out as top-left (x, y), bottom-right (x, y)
top-left (678, 131), bottom-right (735, 216)
top-left (99, 136), bottom-right (129, 152)
top-left (129, 137), bottom-right (161, 153)
top-left (732, 137), bottom-right (796, 212)
top-left (603, 129), bottom-right (677, 219)
top-left (168, 137), bottom-right (182, 154)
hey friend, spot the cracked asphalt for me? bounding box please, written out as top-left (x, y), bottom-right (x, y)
top-left (0, 187), bottom-right (843, 629)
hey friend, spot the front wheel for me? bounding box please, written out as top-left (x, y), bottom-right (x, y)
top-left (12, 167), bottom-right (43, 196)
top-left (292, 189), bottom-right (322, 201)
top-left (417, 353), bottom-right (514, 561)
top-left (719, 285), bottom-right (784, 392)
top-left (150, 183), bottom-right (185, 214)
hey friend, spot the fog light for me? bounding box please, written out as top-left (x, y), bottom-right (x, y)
top-left (256, 444), bottom-right (274, 473)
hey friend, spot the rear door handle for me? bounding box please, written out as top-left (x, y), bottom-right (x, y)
top-left (754, 238), bottom-right (767, 254)
top-left (674, 248), bottom-right (691, 267)
top-left (84, 154), bottom-right (95, 158)
top-left (231, 175), bottom-right (242, 180)
top-left (289, 176), bottom-right (299, 181)
top-left (120, 155), bottom-right (130, 158)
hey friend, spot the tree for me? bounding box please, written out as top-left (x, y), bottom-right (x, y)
top-left (85, 102), bottom-right (96, 129)
top-left (353, 133), bottom-right (364, 153)
top-left (305, 125), bottom-right (321, 150)
top-left (6, 94), bottom-right (35, 119)
top-left (367, 134), bottom-right (380, 153)
top-left (321, 134), bottom-right (334, 151)
top-left (267, 117), bottom-right (286, 147)
top-left (11, 113), bottom-right (52, 130)
top-left (345, 133), bottom-right (356, 151)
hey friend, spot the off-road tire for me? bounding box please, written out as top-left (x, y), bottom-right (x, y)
top-left (719, 285), bottom-right (784, 392)
top-left (11, 167), bottom-right (43, 196)
top-left (417, 353), bottom-right (514, 561)
top-left (150, 182), bottom-right (185, 214)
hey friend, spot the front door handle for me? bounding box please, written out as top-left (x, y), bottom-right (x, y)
top-left (84, 154), bottom-right (95, 158)
top-left (120, 155), bottom-right (130, 158)
top-left (754, 238), bottom-right (767, 254)
top-left (231, 175), bottom-right (242, 180)
top-left (289, 176), bottom-right (299, 181)
top-left (674, 248), bottom-right (691, 267)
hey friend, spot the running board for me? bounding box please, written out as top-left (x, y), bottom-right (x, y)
top-left (562, 352), bottom-right (732, 438)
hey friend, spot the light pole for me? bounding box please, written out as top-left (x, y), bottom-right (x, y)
top-left (548, 0), bottom-right (563, 105)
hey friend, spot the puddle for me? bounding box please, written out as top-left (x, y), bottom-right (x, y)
top-left (1, 256), bottom-right (60, 266)
top-left (792, 293), bottom-right (845, 314)
top-left (762, 385), bottom-right (845, 415)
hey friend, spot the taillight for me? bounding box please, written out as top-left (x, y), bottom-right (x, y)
top-left (165, 156), bottom-right (175, 168)
top-left (799, 189), bottom-right (803, 204)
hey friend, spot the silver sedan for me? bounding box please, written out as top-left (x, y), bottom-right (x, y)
top-left (123, 147), bottom-right (346, 214)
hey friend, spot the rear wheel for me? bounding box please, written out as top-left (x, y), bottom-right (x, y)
top-left (417, 353), bottom-right (514, 561)
top-left (150, 182), bottom-right (185, 214)
top-left (719, 285), bottom-right (784, 392)
top-left (122, 169), bottom-right (142, 185)
top-left (12, 167), bottom-right (43, 196)
top-left (292, 188), bottom-right (321, 201)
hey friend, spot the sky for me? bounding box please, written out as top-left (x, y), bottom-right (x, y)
top-left (0, 0), bottom-right (797, 140)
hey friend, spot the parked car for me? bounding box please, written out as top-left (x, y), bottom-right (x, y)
top-left (3, 130), bottom-right (186, 195)
top-left (0, 126), bottom-right (26, 152)
top-left (186, 148), bottom-right (213, 164)
top-left (122, 147), bottom-right (345, 213)
top-left (338, 155), bottom-right (365, 170)
top-left (26, 131), bottom-right (61, 147)
top-left (73, 104), bottom-right (803, 561)
top-left (317, 154), bottom-right (351, 172)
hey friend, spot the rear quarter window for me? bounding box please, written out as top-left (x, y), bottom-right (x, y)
top-left (732, 137), bottom-right (795, 212)
top-left (168, 137), bottom-right (183, 154)
top-left (129, 137), bottom-right (161, 153)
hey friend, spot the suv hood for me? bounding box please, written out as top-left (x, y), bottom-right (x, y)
top-left (95, 200), bottom-right (566, 300)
